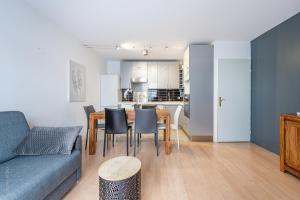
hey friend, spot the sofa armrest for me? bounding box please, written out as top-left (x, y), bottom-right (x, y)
top-left (74, 135), bottom-right (82, 151)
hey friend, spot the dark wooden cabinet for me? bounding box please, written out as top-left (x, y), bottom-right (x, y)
top-left (280, 114), bottom-right (300, 178)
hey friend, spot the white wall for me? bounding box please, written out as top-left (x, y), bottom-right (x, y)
top-left (212, 41), bottom-right (251, 142)
top-left (106, 61), bottom-right (121, 75)
top-left (0, 1), bottom-right (106, 129)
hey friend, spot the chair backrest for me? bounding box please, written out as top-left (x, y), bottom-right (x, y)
top-left (141, 105), bottom-right (157, 109)
top-left (134, 108), bottom-right (158, 134)
top-left (105, 108), bottom-right (128, 134)
top-left (173, 105), bottom-right (183, 129)
top-left (0, 111), bottom-right (29, 163)
top-left (83, 105), bottom-right (96, 128)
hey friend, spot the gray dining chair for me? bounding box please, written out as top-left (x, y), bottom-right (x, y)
top-left (103, 108), bottom-right (132, 157)
top-left (134, 108), bottom-right (159, 156)
top-left (83, 105), bottom-right (105, 150)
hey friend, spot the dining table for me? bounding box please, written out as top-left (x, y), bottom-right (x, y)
top-left (88, 109), bottom-right (171, 155)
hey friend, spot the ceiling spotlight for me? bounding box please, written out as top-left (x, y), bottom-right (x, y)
top-left (115, 45), bottom-right (121, 50)
top-left (120, 43), bottom-right (134, 50)
top-left (165, 46), bottom-right (169, 49)
top-left (142, 49), bottom-right (148, 56)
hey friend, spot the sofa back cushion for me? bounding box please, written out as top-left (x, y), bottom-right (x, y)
top-left (16, 126), bottom-right (82, 155)
top-left (0, 111), bottom-right (29, 163)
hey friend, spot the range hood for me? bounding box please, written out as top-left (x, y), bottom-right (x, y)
top-left (130, 77), bottom-right (148, 83)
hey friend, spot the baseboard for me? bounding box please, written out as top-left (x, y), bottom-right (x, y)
top-left (181, 128), bottom-right (213, 141)
top-left (190, 135), bottom-right (213, 141)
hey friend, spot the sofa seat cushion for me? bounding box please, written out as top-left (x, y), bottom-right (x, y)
top-left (0, 150), bottom-right (80, 200)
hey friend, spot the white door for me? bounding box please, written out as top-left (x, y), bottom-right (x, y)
top-left (217, 59), bottom-right (251, 142)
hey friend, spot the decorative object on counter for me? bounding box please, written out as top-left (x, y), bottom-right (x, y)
top-left (123, 88), bottom-right (133, 101)
top-left (98, 156), bottom-right (141, 200)
top-left (122, 89), bottom-right (133, 101)
top-left (280, 113), bottom-right (300, 178)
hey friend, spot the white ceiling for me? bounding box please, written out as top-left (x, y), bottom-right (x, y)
top-left (26, 0), bottom-right (300, 60)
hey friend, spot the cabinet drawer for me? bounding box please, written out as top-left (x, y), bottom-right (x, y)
top-left (285, 121), bottom-right (300, 171)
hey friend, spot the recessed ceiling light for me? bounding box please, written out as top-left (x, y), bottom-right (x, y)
top-left (120, 43), bottom-right (134, 50)
top-left (165, 46), bottom-right (169, 49)
top-left (115, 45), bottom-right (121, 50)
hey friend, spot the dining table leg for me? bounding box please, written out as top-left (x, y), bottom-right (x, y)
top-left (89, 116), bottom-right (96, 155)
top-left (165, 115), bottom-right (171, 154)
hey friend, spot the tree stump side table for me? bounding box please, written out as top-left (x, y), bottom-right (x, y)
top-left (98, 156), bottom-right (141, 200)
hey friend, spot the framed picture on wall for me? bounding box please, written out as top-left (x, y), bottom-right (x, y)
top-left (69, 60), bottom-right (86, 102)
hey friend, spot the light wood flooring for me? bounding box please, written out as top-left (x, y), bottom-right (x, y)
top-left (63, 130), bottom-right (300, 200)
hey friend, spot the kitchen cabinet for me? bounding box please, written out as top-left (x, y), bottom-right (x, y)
top-left (120, 61), bottom-right (133, 88)
top-left (167, 62), bottom-right (179, 89)
top-left (132, 62), bottom-right (147, 78)
top-left (121, 61), bottom-right (179, 89)
top-left (147, 62), bottom-right (158, 89)
top-left (157, 62), bottom-right (169, 89)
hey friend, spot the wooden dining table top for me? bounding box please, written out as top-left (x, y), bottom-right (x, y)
top-left (89, 108), bottom-right (171, 120)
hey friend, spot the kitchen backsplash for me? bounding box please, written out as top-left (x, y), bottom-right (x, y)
top-left (121, 89), bottom-right (183, 101)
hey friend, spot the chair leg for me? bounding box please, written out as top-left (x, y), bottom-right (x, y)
top-left (176, 129), bottom-right (180, 150)
top-left (112, 133), bottom-right (115, 148)
top-left (156, 133), bottom-right (159, 156)
top-left (103, 133), bottom-right (106, 157)
top-left (126, 131), bottom-right (129, 156)
top-left (130, 128), bottom-right (132, 147)
top-left (137, 133), bottom-right (140, 147)
top-left (114, 134), bottom-right (117, 145)
top-left (134, 130), bottom-right (136, 156)
top-left (96, 129), bottom-right (98, 141)
top-left (85, 129), bottom-right (89, 150)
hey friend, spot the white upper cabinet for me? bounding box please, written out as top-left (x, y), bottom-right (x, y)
top-left (167, 62), bottom-right (179, 89)
top-left (132, 62), bottom-right (147, 78)
top-left (120, 61), bottom-right (133, 88)
top-left (147, 62), bottom-right (158, 89)
top-left (157, 62), bottom-right (169, 89)
top-left (121, 61), bottom-right (179, 89)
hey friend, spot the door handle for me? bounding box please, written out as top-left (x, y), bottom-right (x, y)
top-left (219, 97), bottom-right (225, 107)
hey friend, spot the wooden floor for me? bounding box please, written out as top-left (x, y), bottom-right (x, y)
top-left (63, 130), bottom-right (300, 200)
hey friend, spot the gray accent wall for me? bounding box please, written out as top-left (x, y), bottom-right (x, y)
top-left (251, 13), bottom-right (300, 154)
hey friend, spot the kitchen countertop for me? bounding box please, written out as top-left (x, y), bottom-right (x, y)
top-left (119, 101), bottom-right (184, 106)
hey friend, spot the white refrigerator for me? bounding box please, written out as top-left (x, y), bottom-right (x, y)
top-left (100, 75), bottom-right (120, 110)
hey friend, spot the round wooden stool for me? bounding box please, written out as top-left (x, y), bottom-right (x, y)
top-left (98, 156), bottom-right (141, 200)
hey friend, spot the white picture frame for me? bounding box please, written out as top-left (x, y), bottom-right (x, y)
top-left (69, 60), bottom-right (86, 102)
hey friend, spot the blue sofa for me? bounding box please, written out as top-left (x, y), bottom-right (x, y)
top-left (0, 111), bottom-right (82, 200)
